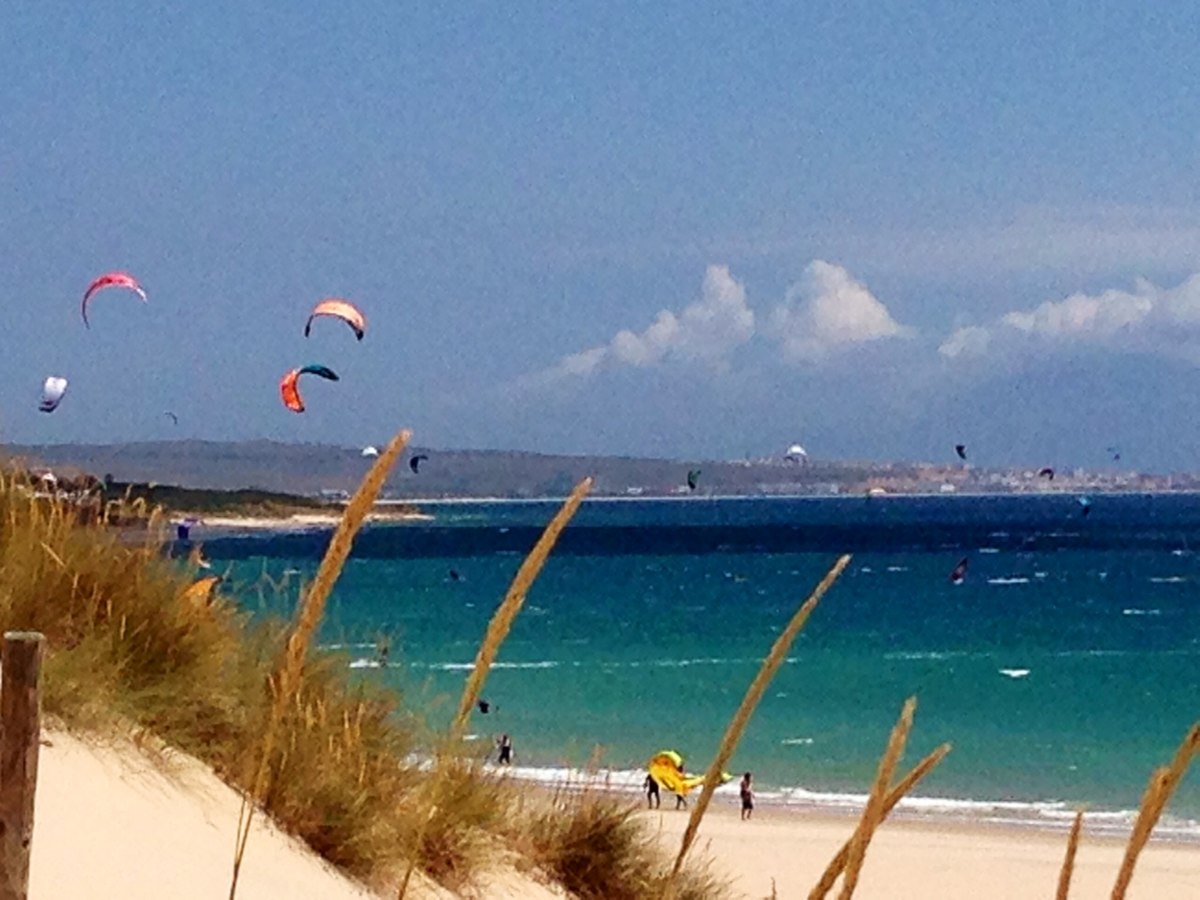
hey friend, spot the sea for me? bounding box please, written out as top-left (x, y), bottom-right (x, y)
top-left (200, 493), bottom-right (1200, 838)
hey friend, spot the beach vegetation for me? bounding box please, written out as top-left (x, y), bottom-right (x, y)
top-left (519, 786), bottom-right (729, 900)
top-left (0, 455), bottom-right (722, 898)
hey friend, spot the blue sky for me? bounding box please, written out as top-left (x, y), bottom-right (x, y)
top-left (4, 2), bottom-right (1200, 469)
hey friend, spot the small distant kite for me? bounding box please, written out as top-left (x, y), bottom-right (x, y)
top-left (82, 271), bottom-right (147, 327)
top-left (1038, 467), bottom-right (1055, 481)
top-left (1106, 446), bottom-right (1121, 462)
top-left (686, 469), bottom-right (701, 491)
top-left (304, 298), bottom-right (366, 341)
top-left (954, 444), bottom-right (967, 461)
top-left (949, 557), bottom-right (969, 585)
top-left (784, 443), bottom-right (807, 463)
top-left (409, 454), bottom-right (429, 474)
top-left (164, 411), bottom-right (179, 426)
top-left (279, 364), bottom-right (339, 413)
top-left (361, 446), bottom-right (380, 458)
top-left (39, 376), bottom-right (68, 413)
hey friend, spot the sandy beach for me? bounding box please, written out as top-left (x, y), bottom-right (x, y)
top-left (648, 800), bottom-right (1200, 899)
top-left (27, 728), bottom-right (1198, 899)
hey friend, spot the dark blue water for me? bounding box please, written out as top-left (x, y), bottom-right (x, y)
top-left (202, 494), bottom-right (1200, 834)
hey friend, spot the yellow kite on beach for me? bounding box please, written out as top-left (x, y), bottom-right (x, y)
top-left (647, 750), bottom-right (731, 796)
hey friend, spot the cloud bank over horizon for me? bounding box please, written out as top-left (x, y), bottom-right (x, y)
top-left (528, 260), bottom-right (913, 387)
top-left (940, 273), bottom-right (1200, 365)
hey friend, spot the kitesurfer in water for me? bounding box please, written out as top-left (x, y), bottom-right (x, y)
top-left (644, 773), bottom-right (660, 809)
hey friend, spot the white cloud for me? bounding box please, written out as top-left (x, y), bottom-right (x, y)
top-left (938, 326), bottom-right (991, 359)
top-left (610, 264), bottom-right (754, 368)
top-left (769, 261), bottom-right (912, 362)
top-left (940, 273), bottom-right (1200, 364)
top-left (1001, 286), bottom-right (1154, 338)
top-left (531, 264), bottom-right (755, 384)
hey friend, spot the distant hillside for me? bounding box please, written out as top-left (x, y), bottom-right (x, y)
top-left (0, 440), bottom-right (915, 498)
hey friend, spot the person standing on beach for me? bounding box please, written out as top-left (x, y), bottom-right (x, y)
top-left (643, 773), bottom-right (660, 809)
top-left (496, 733), bottom-right (513, 765)
top-left (740, 772), bottom-right (754, 820)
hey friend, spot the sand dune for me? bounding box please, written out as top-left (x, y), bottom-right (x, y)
top-left (29, 729), bottom-right (566, 899)
top-left (31, 729), bottom-right (382, 899)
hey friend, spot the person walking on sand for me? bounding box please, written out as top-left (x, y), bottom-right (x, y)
top-left (740, 772), bottom-right (754, 820)
top-left (496, 733), bottom-right (513, 765)
top-left (643, 773), bottom-right (660, 809)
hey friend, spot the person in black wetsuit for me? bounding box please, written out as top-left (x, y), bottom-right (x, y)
top-left (740, 772), bottom-right (754, 821)
top-left (643, 774), bottom-right (660, 809)
top-left (496, 733), bottom-right (513, 765)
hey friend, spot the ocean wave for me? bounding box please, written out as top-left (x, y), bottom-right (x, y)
top-left (1123, 608), bottom-right (1163, 616)
top-left (1149, 576), bottom-right (1187, 584)
top-left (998, 668), bottom-right (1031, 678)
top-left (987, 577), bottom-right (1030, 585)
top-left (489, 763), bottom-right (1200, 840)
top-left (780, 737), bottom-right (815, 746)
top-left (348, 658), bottom-right (382, 669)
top-left (418, 660), bottom-right (562, 671)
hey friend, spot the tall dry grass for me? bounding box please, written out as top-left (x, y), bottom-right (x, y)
top-left (664, 554), bottom-right (852, 898)
top-left (836, 697), bottom-right (917, 899)
top-left (1056, 810), bottom-right (1084, 900)
top-left (451, 476), bottom-right (593, 738)
top-left (522, 786), bottom-right (730, 900)
top-left (398, 477), bottom-right (593, 897)
top-left (230, 429), bottom-right (410, 898)
top-left (808, 741), bottom-right (951, 899)
top-left (1111, 722), bottom-right (1200, 899)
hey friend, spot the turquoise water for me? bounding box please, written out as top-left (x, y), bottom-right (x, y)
top-left (202, 495), bottom-right (1200, 834)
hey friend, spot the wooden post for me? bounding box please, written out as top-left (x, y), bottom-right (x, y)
top-left (0, 633), bottom-right (43, 900)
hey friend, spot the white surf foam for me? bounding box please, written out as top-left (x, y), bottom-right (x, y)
top-left (998, 668), bottom-right (1031, 678)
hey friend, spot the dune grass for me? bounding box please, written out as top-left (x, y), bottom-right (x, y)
top-left (1055, 810), bottom-right (1084, 900)
top-left (522, 787), bottom-right (729, 900)
top-left (0, 460), bottom-right (732, 897)
top-left (1111, 722), bottom-right (1200, 899)
top-left (230, 429), bottom-right (411, 897)
top-left (665, 553), bottom-right (852, 896)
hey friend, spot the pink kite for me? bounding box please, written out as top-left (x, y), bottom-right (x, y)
top-left (82, 271), bottom-right (147, 327)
